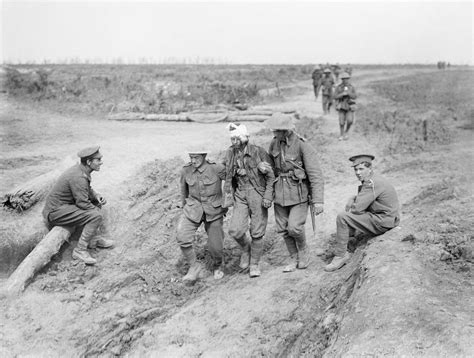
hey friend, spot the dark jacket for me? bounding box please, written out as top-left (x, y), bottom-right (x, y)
top-left (268, 132), bottom-right (324, 207)
top-left (350, 174), bottom-right (400, 229)
top-left (321, 75), bottom-right (335, 95)
top-left (334, 83), bottom-right (357, 111)
top-left (223, 143), bottom-right (274, 201)
top-left (42, 164), bottom-right (99, 220)
top-left (180, 160), bottom-right (227, 223)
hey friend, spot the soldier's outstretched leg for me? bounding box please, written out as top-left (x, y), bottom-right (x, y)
top-left (180, 246), bottom-right (204, 283)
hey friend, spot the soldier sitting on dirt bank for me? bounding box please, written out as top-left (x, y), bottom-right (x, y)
top-left (222, 123), bottom-right (275, 278)
top-left (42, 146), bottom-right (114, 265)
top-left (324, 154), bottom-right (400, 271)
top-left (265, 113), bottom-right (325, 272)
top-left (177, 147), bottom-right (227, 284)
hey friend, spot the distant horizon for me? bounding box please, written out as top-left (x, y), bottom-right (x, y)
top-left (2, 1), bottom-right (472, 66)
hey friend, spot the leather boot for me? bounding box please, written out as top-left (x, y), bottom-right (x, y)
top-left (297, 246), bottom-right (310, 269)
top-left (89, 235), bottom-right (114, 249)
top-left (181, 247), bottom-right (203, 284)
top-left (72, 236), bottom-right (97, 265)
top-left (249, 237), bottom-right (263, 278)
top-left (283, 236), bottom-right (298, 273)
top-left (324, 251), bottom-right (352, 272)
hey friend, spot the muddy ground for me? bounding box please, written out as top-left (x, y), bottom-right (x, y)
top-left (0, 67), bottom-right (473, 357)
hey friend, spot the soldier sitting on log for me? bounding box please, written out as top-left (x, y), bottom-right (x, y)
top-left (42, 146), bottom-right (113, 265)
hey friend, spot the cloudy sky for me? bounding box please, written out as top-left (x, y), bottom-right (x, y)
top-left (1, 0), bottom-right (472, 64)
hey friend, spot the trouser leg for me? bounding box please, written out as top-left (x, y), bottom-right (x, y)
top-left (338, 111), bottom-right (346, 136)
top-left (205, 217), bottom-right (224, 268)
top-left (274, 204), bottom-right (297, 256)
top-left (228, 189), bottom-right (250, 246)
top-left (345, 111), bottom-right (354, 133)
top-left (334, 211), bottom-right (386, 256)
top-left (287, 202), bottom-right (309, 252)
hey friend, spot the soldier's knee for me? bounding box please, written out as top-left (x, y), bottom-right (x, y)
top-left (229, 225), bottom-right (246, 240)
top-left (287, 223), bottom-right (303, 238)
top-left (336, 212), bottom-right (350, 224)
top-left (88, 210), bottom-right (103, 223)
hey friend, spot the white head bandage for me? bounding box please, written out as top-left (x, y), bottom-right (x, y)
top-left (226, 123), bottom-right (249, 140)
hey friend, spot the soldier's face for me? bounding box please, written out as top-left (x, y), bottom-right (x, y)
top-left (190, 154), bottom-right (206, 168)
top-left (230, 136), bottom-right (242, 148)
top-left (273, 130), bottom-right (289, 141)
top-left (88, 154), bottom-right (103, 172)
top-left (354, 164), bottom-right (371, 182)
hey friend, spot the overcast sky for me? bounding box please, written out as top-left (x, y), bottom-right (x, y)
top-left (1, 0), bottom-right (472, 64)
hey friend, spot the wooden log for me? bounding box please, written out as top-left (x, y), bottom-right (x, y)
top-left (107, 112), bottom-right (145, 121)
top-left (2, 156), bottom-right (76, 212)
top-left (227, 114), bottom-right (270, 122)
top-left (144, 114), bottom-right (189, 122)
top-left (186, 112), bottom-right (228, 123)
top-left (1, 226), bottom-right (72, 296)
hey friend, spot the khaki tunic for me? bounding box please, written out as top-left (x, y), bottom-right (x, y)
top-left (180, 160), bottom-right (227, 223)
top-left (268, 132), bottom-right (324, 206)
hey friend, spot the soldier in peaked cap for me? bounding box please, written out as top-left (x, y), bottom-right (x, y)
top-left (324, 154), bottom-right (400, 272)
top-left (177, 146), bottom-right (227, 284)
top-left (42, 146), bottom-right (113, 265)
top-left (265, 113), bottom-right (325, 273)
top-left (333, 71), bottom-right (357, 141)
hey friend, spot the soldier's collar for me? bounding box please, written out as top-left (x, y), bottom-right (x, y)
top-left (194, 161), bottom-right (208, 173)
top-left (79, 163), bottom-right (92, 180)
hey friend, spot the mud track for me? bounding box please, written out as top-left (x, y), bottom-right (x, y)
top-left (1, 68), bottom-right (473, 357)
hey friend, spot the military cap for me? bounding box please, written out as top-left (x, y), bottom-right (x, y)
top-left (264, 113), bottom-right (296, 130)
top-left (349, 154), bottom-right (375, 167)
top-left (77, 145), bottom-right (100, 158)
top-left (186, 145), bottom-right (208, 155)
top-left (323, 68), bottom-right (331, 73)
top-left (340, 72), bottom-right (351, 79)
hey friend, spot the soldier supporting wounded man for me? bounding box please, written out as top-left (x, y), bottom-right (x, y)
top-left (265, 113), bottom-right (325, 272)
top-left (177, 147), bottom-right (227, 284)
top-left (324, 154), bottom-right (400, 271)
top-left (222, 123), bottom-right (274, 278)
top-left (42, 146), bottom-right (114, 265)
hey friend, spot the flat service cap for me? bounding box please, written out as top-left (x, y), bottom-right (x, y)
top-left (349, 154), bottom-right (375, 167)
top-left (340, 72), bottom-right (351, 79)
top-left (186, 146), bottom-right (208, 155)
top-left (265, 113), bottom-right (296, 130)
top-left (323, 68), bottom-right (331, 73)
top-left (77, 145), bottom-right (100, 158)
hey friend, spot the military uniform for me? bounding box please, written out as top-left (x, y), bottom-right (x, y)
top-left (223, 143), bottom-right (274, 273)
top-left (333, 80), bottom-right (357, 138)
top-left (311, 68), bottom-right (323, 100)
top-left (333, 173), bottom-right (400, 256)
top-left (177, 159), bottom-right (227, 270)
top-left (321, 74), bottom-right (335, 114)
top-left (43, 163), bottom-right (103, 245)
top-left (268, 131), bottom-right (324, 268)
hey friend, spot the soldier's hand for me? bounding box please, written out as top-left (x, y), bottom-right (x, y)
top-left (257, 161), bottom-right (272, 174)
top-left (237, 169), bottom-right (247, 176)
top-left (262, 199), bottom-right (272, 208)
top-left (98, 196), bottom-right (107, 206)
top-left (313, 203), bottom-right (324, 216)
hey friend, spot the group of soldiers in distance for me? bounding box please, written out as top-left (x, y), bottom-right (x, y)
top-left (43, 110), bottom-right (400, 285)
top-left (312, 63), bottom-right (357, 140)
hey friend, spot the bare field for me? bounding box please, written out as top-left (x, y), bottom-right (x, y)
top-left (0, 65), bottom-right (473, 357)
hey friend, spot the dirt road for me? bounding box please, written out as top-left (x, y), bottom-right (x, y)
top-left (1, 68), bottom-right (472, 357)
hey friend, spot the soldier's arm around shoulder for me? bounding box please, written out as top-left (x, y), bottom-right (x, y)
top-left (257, 146), bottom-right (275, 201)
top-left (300, 141), bottom-right (324, 204)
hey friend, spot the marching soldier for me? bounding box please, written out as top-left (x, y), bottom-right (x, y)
top-left (311, 66), bottom-right (323, 100)
top-left (223, 123), bottom-right (274, 278)
top-left (333, 72), bottom-right (357, 140)
top-left (321, 69), bottom-right (335, 115)
top-left (42, 146), bottom-right (114, 265)
top-left (325, 154), bottom-right (400, 271)
top-left (177, 147), bottom-right (227, 284)
top-left (265, 114), bottom-right (324, 272)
